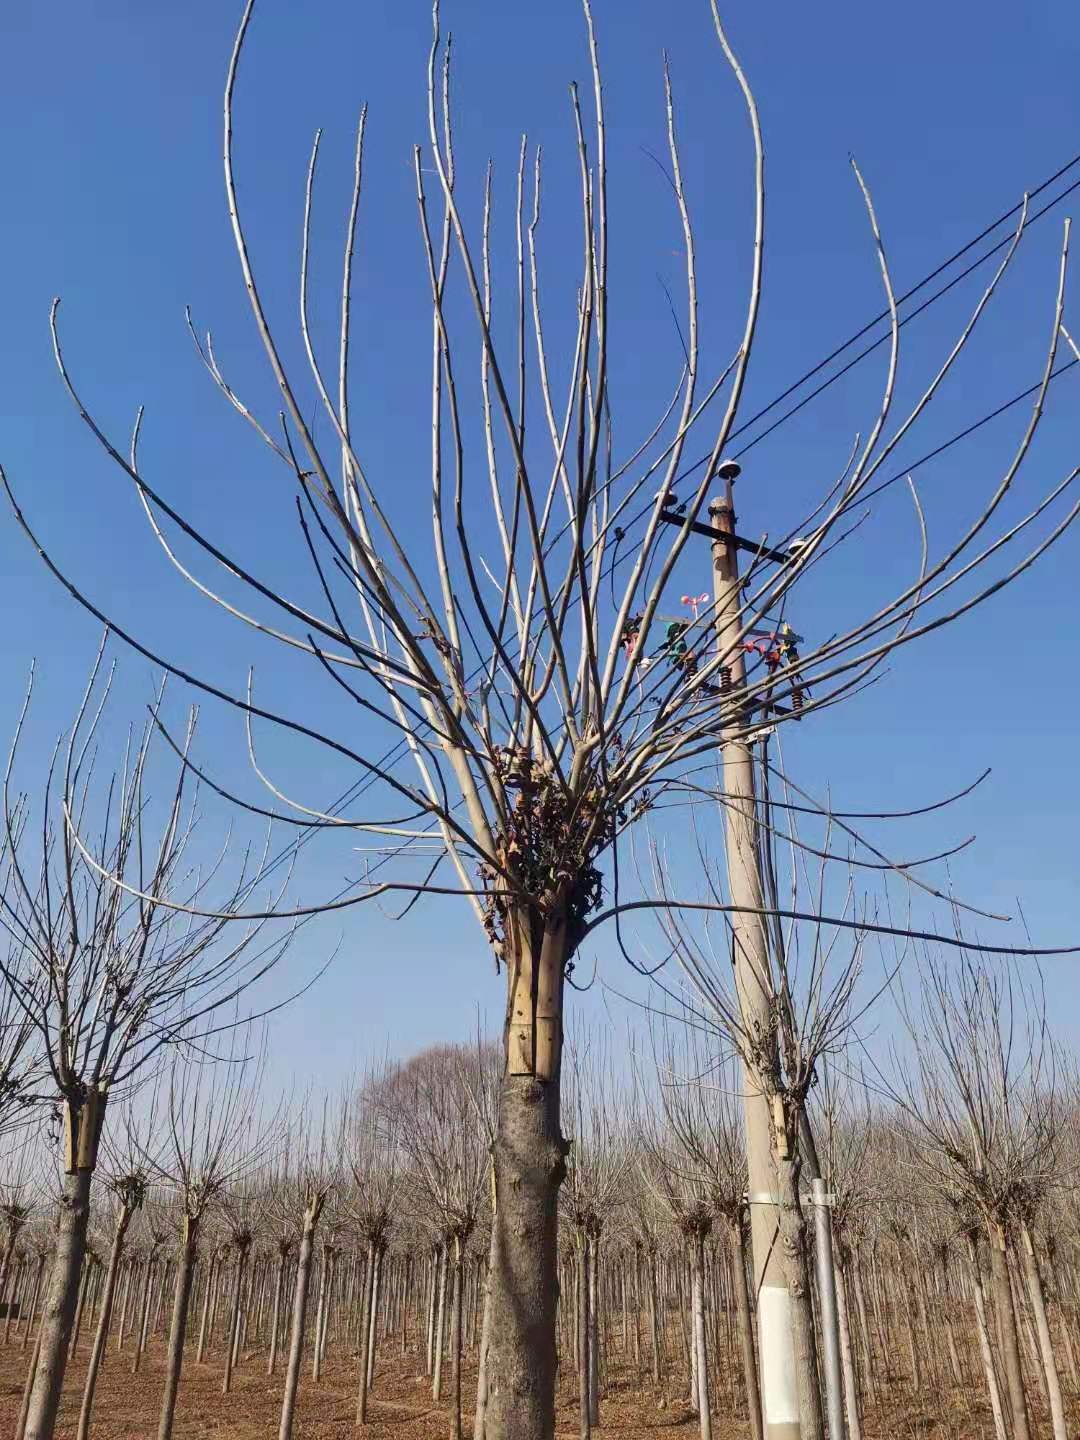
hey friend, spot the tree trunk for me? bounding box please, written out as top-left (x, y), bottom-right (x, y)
top-left (367, 1248), bottom-right (381, 1390)
top-left (961, 1232), bottom-right (1006, 1440)
top-left (279, 1222), bottom-right (317, 1440)
top-left (691, 1231), bottom-right (713, 1440)
top-left (473, 1238), bottom-right (493, 1440)
top-left (632, 1250), bottom-right (642, 1372)
top-left (578, 1234), bottom-right (591, 1440)
top-left (648, 1251), bottom-right (662, 1383)
top-left (269, 1247), bottom-right (288, 1377)
top-left (16, 1326), bottom-right (44, 1440)
top-left (1019, 1223), bottom-right (1067, 1440)
top-left (451, 1234), bottom-right (464, 1440)
top-left (356, 1239), bottom-right (377, 1425)
top-left (988, 1224), bottom-right (1031, 1440)
top-left (312, 1249), bottom-right (330, 1382)
top-left (1, 1227), bottom-right (21, 1328)
top-left (133, 1254), bottom-right (157, 1374)
top-left (834, 1260), bottom-right (861, 1440)
top-left (157, 1216), bottom-right (200, 1440)
top-left (77, 1202), bottom-right (135, 1440)
top-left (775, 1155), bottom-right (824, 1440)
top-left (588, 1234), bottom-right (600, 1427)
top-left (23, 1167), bottom-right (94, 1440)
top-left (727, 1216), bottom-right (763, 1440)
top-left (116, 1258), bottom-right (134, 1352)
top-left (484, 899), bottom-right (570, 1440)
top-left (433, 1243), bottom-right (448, 1402)
top-left (68, 1258), bottom-right (93, 1358)
top-left (222, 1249), bottom-right (247, 1394)
top-left (22, 1258), bottom-right (47, 1354)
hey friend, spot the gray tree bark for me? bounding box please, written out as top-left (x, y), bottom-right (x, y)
top-left (157, 1216), bottom-right (199, 1440)
top-left (988, 1225), bottom-right (1031, 1440)
top-left (23, 1167), bottom-right (94, 1440)
top-left (473, 1239), bottom-right (493, 1440)
top-left (725, 1216), bottom-right (763, 1440)
top-left (76, 1200), bottom-right (136, 1440)
top-left (278, 1221), bottom-right (317, 1440)
top-left (268, 1246), bottom-right (289, 1377)
top-left (356, 1239), bottom-right (377, 1424)
top-left (451, 1234), bottom-right (465, 1440)
top-left (834, 1259), bottom-right (861, 1440)
top-left (964, 1234), bottom-right (1007, 1440)
top-left (775, 1155), bottom-right (824, 1440)
top-left (1019, 1224), bottom-right (1067, 1440)
top-left (691, 1230), bottom-right (713, 1440)
top-left (578, 1234), bottom-right (590, 1440)
top-left (433, 1243), bottom-right (448, 1402)
top-left (483, 1072), bottom-right (567, 1440)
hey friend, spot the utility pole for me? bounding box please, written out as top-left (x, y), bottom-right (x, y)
top-left (708, 462), bottom-right (800, 1440)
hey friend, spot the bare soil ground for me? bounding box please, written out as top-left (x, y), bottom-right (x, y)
top-left (0, 1339), bottom-right (1066, 1440)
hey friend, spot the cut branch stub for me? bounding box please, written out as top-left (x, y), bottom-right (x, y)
top-left (62, 1085), bottom-right (107, 1174)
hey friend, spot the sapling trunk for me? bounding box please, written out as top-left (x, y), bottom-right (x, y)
top-left (222, 1244), bottom-right (250, 1394)
top-left (157, 1215), bottom-right (200, 1440)
top-left (134, 1254), bottom-right (157, 1373)
top-left (451, 1234), bottom-right (464, 1440)
top-left (834, 1259), bottom-right (862, 1440)
top-left (366, 1248), bottom-right (381, 1389)
top-left (578, 1234), bottom-right (590, 1440)
top-left (23, 1166), bottom-right (94, 1440)
top-left (356, 1239), bottom-right (377, 1424)
top-left (988, 1223), bottom-right (1031, 1440)
top-left (279, 1203), bottom-right (322, 1440)
top-left (68, 1257), bottom-right (93, 1358)
top-left (691, 1229), bottom-right (712, 1440)
top-left (76, 1199), bottom-right (136, 1440)
top-left (965, 1233), bottom-right (1008, 1440)
top-left (22, 1258), bottom-right (46, 1353)
top-left (1019, 1223), bottom-right (1067, 1440)
top-left (312, 1248), bottom-right (329, 1382)
top-left (269, 1246), bottom-right (288, 1376)
top-left (116, 1258), bottom-right (134, 1351)
top-left (1, 1226), bottom-right (21, 1320)
top-left (16, 1326), bottom-right (44, 1440)
top-left (195, 1253), bottom-right (215, 1363)
top-left (588, 1234), bottom-right (599, 1426)
top-left (433, 1243), bottom-right (448, 1402)
top-left (725, 1215), bottom-right (762, 1440)
top-left (473, 1237), bottom-right (493, 1440)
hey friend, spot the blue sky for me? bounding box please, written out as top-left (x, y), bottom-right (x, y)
top-left (1, 0), bottom-right (1079, 1084)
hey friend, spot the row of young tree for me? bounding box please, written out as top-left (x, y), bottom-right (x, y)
top-left (1, 0), bottom-right (1078, 1438)
top-left (2, 953), bottom-right (1077, 1440)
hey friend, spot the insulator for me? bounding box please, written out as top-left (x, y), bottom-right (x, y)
top-left (720, 666), bottom-right (731, 695)
top-left (793, 687), bottom-right (804, 713)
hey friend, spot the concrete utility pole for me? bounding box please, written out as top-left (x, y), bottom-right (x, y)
top-left (709, 463), bottom-right (800, 1440)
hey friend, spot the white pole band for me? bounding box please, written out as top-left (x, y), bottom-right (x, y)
top-left (758, 1284), bottom-right (800, 1424)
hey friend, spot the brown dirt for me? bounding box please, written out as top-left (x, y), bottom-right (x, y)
top-left (0, 1336), bottom-right (1061, 1440)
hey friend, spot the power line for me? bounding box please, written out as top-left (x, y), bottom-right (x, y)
top-left (250, 155), bottom-right (1080, 886)
top-left (728, 152), bottom-right (1080, 447)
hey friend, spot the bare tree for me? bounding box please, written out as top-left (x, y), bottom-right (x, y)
top-left (276, 1102), bottom-right (337, 1440)
top-left (561, 1032), bottom-right (631, 1438)
top-left (0, 651), bottom-right (297, 1440)
top-left (880, 949), bottom-right (1069, 1440)
top-left (391, 1042), bottom-right (496, 1440)
top-left (150, 1028), bottom-right (277, 1440)
top-left (347, 1063), bottom-right (399, 1426)
top-left (639, 1020), bottom-right (758, 1440)
top-left (74, 1106), bottom-right (151, 1440)
top-left (4, 2), bottom-right (1077, 1437)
